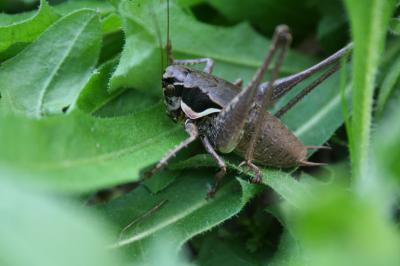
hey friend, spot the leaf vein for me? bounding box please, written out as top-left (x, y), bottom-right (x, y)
top-left (36, 14), bottom-right (95, 117)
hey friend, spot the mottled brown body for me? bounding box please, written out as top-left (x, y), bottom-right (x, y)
top-left (196, 111), bottom-right (307, 168)
top-left (235, 111), bottom-right (307, 167)
top-left (171, 66), bottom-right (308, 167)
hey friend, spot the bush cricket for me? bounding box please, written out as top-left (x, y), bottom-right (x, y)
top-left (146, 0), bottom-right (352, 197)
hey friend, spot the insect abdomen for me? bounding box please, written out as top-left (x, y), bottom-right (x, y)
top-left (235, 112), bottom-right (307, 167)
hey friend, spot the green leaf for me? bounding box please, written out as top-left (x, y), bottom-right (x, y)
top-left (0, 174), bottom-right (126, 266)
top-left (0, 0), bottom-right (60, 53)
top-left (284, 184), bottom-right (400, 266)
top-left (76, 57), bottom-right (121, 114)
top-left (0, 1), bottom-right (117, 62)
top-left (269, 230), bottom-right (306, 266)
top-left (21, 0), bottom-right (38, 4)
top-left (197, 234), bottom-right (266, 266)
top-left (344, 0), bottom-right (397, 180)
top-left (101, 12), bottom-right (122, 34)
top-left (376, 54), bottom-right (400, 116)
top-left (389, 17), bottom-right (400, 35)
top-left (0, 9), bottom-right (102, 117)
top-left (93, 89), bottom-right (159, 117)
top-left (177, 0), bottom-right (205, 6)
top-left (126, 232), bottom-right (194, 266)
top-left (0, 11), bottom-right (34, 26)
top-left (315, 1), bottom-right (348, 53)
top-left (203, 0), bottom-right (319, 40)
top-left (98, 170), bottom-right (260, 263)
top-left (98, 31), bottom-right (124, 64)
top-left (143, 170), bottom-right (179, 194)
top-left (109, 0), bottom-right (315, 94)
top-left (168, 153), bottom-right (312, 208)
top-left (375, 97), bottom-right (400, 182)
top-left (0, 103), bottom-right (186, 193)
top-left (52, 0), bottom-right (115, 17)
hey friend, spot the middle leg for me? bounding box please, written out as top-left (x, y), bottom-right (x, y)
top-left (173, 58), bottom-right (214, 74)
top-left (200, 136), bottom-right (227, 198)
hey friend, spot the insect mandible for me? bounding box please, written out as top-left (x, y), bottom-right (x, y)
top-left (146, 0), bottom-right (352, 197)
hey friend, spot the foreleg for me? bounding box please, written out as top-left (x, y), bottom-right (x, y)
top-left (145, 120), bottom-right (199, 177)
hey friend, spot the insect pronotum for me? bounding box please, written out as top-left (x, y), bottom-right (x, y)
top-left (146, 0), bottom-right (352, 197)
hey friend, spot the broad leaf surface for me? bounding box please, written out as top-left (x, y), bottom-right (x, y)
top-left (0, 0), bottom-right (60, 53)
top-left (93, 89), bottom-right (159, 117)
top-left (269, 230), bottom-right (307, 266)
top-left (203, 0), bottom-right (319, 40)
top-left (101, 12), bottom-right (122, 34)
top-left (98, 171), bottom-right (260, 264)
top-left (0, 174), bottom-right (125, 266)
top-left (169, 154), bottom-right (315, 210)
top-left (0, 10), bottom-right (101, 117)
top-left (52, 0), bottom-right (115, 16)
top-left (0, 104), bottom-right (185, 193)
top-left (76, 58), bottom-right (159, 116)
top-left (76, 57), bottom-right (121, 114)
top-left (196, 234), bottom-right (267, 266)
top-left (0, 9), bottom-right (35, 26)
top-left (281, 184), bottom-right (400, 266)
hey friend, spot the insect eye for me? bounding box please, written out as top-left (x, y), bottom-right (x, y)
top-left (163, 84), bottom-right (176, 97)
top-left (162, 77), bottom-right (175, 88)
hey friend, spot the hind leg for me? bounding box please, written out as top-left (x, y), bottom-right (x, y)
top-left (239, 26), bottom-right (292, 179)
top-left (212, 25), bottom-right (292, 156)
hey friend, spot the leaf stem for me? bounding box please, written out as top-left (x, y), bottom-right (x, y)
top-left (344, 0), bottom-right (396, 182)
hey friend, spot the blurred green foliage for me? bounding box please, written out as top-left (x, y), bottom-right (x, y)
top-left (0, 0), bottom-right (399, 265)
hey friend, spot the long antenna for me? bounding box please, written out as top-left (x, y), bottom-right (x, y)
top-left (150, 0), bottom-right (164, 78)
top-left (166, 0), bottom-right (173, 64)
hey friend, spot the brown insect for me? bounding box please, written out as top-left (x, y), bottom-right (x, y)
top-left (147, 0), bottom-right (352, 196)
